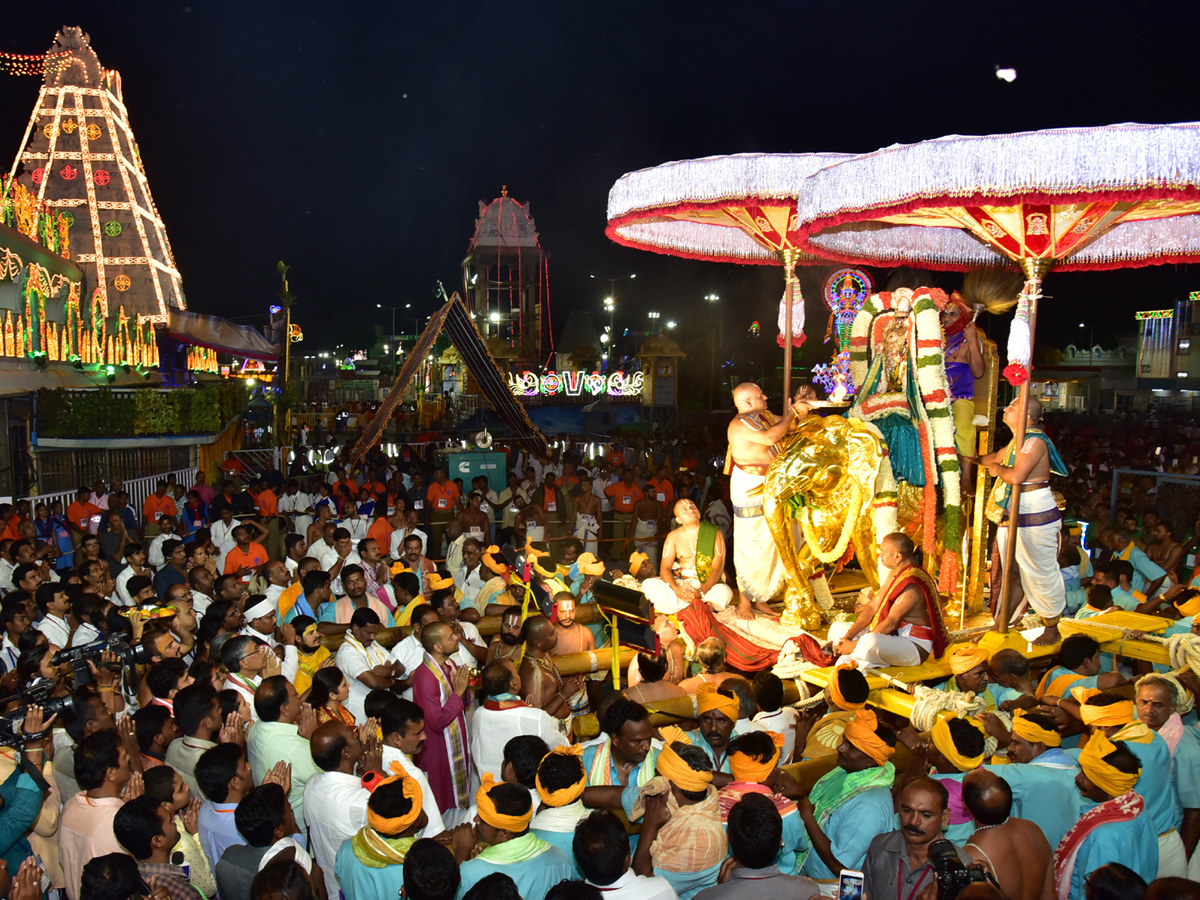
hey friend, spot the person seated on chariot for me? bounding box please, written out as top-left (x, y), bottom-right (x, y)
top-left (641, 499), bottom-right (731, 617)
top-left (827, 533), bottom-right (949, 670)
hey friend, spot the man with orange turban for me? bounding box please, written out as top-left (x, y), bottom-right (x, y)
top-left (800, 664), bottom-right (869, 763)
top-left (333, 773), bottom-right (426, 900)
top-left (717, 731), bottom-right (804, 874)
top-left (687, 684), bottom-right (741, 774)
top-left (529, 745), bottom-right (590, 873)
top-left (451, 774), bottom-right (574, 899)
top-left (631, 731), bottom-right (728, 898)
top-left (1054, 736), bottom-right (1157, 900)
top-left (798, 709), bottom-right (897, 891)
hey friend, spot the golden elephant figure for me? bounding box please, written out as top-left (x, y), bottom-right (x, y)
top-left (757, 414), bottom-right (888, 630)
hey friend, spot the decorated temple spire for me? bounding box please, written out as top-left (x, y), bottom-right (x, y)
top-left (8, 27), bottom-right (186, 324)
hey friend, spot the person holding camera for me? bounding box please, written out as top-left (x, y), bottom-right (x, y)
top-left (863, 777), bottom-right (972, 900)
top-left (0, 706), bottom-right (56, 888)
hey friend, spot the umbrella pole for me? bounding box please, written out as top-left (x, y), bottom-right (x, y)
top-left (781, 249), bottom-right (798, 399)
top-left (996, 258), bottom-right (1048, 633)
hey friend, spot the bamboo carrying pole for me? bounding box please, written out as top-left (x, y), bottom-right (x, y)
top-left (781, 249), bottom-right (799, 399)
top-left (996, 258), bottom-right (1050, 632)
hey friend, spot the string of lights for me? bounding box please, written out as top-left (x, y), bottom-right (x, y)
top-left (0, 51), bottom-right (71, 78)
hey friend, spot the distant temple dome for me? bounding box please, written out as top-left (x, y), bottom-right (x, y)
top-left (466, 188), bottom-right (541, 253)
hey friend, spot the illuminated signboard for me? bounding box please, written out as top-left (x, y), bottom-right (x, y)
top-left (507, 370), bottom-right (644, 398)
top-left (1135, 310), bottom-right (1174, 320)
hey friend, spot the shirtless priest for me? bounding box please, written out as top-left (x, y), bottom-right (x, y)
top-left (981, 396), bottom-right (1069, 645)
top-left (643, 499), bottom-right (816, 658)
top-left (725, 383), bottom-right (803, 617)
top-left (828, 532), bottom-right (949, 669)
top-left (642, 499), bottom-right (732, 615)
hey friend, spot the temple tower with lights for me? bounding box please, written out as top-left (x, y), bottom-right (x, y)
top-left (9, 27), bottom-right (186, 325)
top-left (461, 188), bottom-right (552, 366)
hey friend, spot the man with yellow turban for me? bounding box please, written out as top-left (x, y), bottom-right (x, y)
top-left (718, 731), bottom-right (804, 875)
top-left (896, 717), bottom-right (988, 846)
top-left (529, 745), bottom-right (589, 875)
top-left (1054, 736), bottom-right (1157, 900)
top-left (688, 684), bottom-right (741, 774)
top-left (333, 773), bottom-right (426, 900)
top-left (1064, 691), bottom-right (1186, 878)
top-left (798, 708), bottom-right (898, 892)
top-left (799, 664), bottom-right (869, 764)
top-left (631, 732), bottom-right (728, 898)
top-left (939, 646), bottom-right (994, 707)
top-left (451, 774), bottom-right (574, 898)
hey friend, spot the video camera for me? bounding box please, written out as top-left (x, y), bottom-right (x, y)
top-left (0, 680), bottom-right (78, 749)
top-left (928, 838), bottom-right (994, 900)
top-left (52, 635), bottom-right (152, 687)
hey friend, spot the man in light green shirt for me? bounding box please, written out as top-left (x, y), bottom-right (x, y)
top-left (247, 675), bottom-right (321, 831)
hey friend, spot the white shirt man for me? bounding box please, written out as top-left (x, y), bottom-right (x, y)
top-left (317, 545), bottom-right (360, 576)
top-left (470, 697), bottom-right (568, 786)
top-left (342, 516), bottom-right (368, 543)
top-left (303, 769), bottom-right (369, 900)
top-left (114, 564), bottom-right (145, 607)
top-left (241, 599), bottom-right (298, 682)
top-left (382, 743), bottom-right (445, 837)
top-left (454, 562), bottom-right (487, 611)
top-left (278, 489), bottom-right (313, 537)
top-left (335, 636), bottom-right (389, 724)
top-left (389, 632), bottom-right (424, 702)
top-left (223, 671), bottom-right (261, 721)
top-left (210, 518), bottom-right (237, 549)
top-left (147, 530), bottom-right (175, 570)
top-left (390, 526), bottom-right (428, 559)
top-left (36, 612), bottom-right (71, 650)
top-left (70, 620), bottom-right (102, 648)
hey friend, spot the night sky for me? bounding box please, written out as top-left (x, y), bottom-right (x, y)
top-left (3, 1), bottom-right (1199, 360)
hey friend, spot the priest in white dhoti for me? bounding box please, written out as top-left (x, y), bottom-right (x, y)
top-left (982, 396), bottom-right (1068, 645)
top-left (723, 383), bottom-right (799, 616)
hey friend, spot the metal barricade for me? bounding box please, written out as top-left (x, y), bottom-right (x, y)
top-left (1109, 467), bottom-right (1200, 534)
top-left (22, 467), bottom-right (197, 516)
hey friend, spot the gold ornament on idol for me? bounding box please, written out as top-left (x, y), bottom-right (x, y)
top-left (754, 414), bottom-right (887, 630)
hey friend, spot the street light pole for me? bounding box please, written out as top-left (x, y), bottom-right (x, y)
top-left (593, 274), bottom-right (635, 372)
top-left (377, 304), bottom-right (401, 375)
